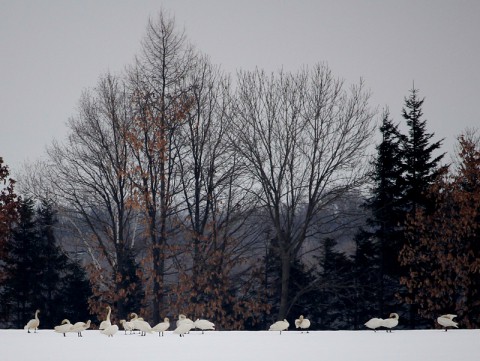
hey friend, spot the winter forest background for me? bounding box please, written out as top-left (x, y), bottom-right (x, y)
top-left (1, 11), bottom-right (480, 331)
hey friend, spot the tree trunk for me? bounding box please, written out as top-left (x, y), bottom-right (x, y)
top-left (278, 252), bottom-right (291, 320)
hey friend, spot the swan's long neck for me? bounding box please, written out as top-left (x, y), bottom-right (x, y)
top-left (35, 310), bottom-right (39, 320)
top-left (106, 307), bottom-right (111, 321)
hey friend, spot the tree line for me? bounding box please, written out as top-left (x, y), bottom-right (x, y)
top-left (1, 11), bottom-right (479, 330)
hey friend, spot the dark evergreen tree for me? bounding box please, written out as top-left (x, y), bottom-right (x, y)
top-left (402, 87), bottom-right (445, 216)
top-left (262, 235), bottom-right (320, 329)
top-left (314, 238), bottom-right (355, 330)
top-left (286, 258), bottom-right (319, 326)
top-left (400, 87), bottom-right (445, 328)
top-left (60, 260), bottom-right (93, 323)
top-left (115, 248), bottom-right (144, 319)
top-left (352, 229), bottom-right (380, 329)
top-left (35, 199), bottom-right (66, 328)
top-left (353, 109), bottom-right (406, 325)
top-left (0, 198), bottom-right (37, 328)
top-left (35, 199), bottom-right (93, 327)
top-left (371, 109), bottom-right (407, 280)
top-left (0, 198), bottom-right (93, 328)
top-left (356, 96), bottom-right (444, 328)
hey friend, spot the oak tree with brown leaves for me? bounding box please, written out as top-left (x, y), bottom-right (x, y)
top-left (0, 157), bottom-right (19, 262)
top-left (400, 133), bottom-right (480, 328)
top-left (126, 11), bottom-right (196, 323)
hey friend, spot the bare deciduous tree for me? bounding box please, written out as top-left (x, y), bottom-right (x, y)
top-left (45, 73), bottom-right (141, 319)
top-left (169, 55), bottom-right (269, 327)
top-left (231, 64), bottom-right (376, 319)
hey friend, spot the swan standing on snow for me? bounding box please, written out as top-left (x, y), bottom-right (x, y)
top-left (152, 317), bottom-right (170, 336)
top-left (24, 309), bottom-right (40, 333)
top-left (130, 313), bottom-right (153, 336)
top-left (69, 320), bottom-right (91, 337)
top-left (177, 314), bottom-right (194, 328)
top-left (54, 319), bottom-right (72, 336)
top-left (101, 324), bottom-right (119, 337)
top-left (194, 319), bottom-right (215, 334)
top-left (382, 313), bottom-right (399, 332)
top-left (120, 319), bottom-right (134, 334)
top-left (269, 319), bottom-right (289, 334)
top-left (173, 320), bottom-right (194, 337)
top-left (129, 312), bottom-right (141, 333)
top-left (99, 306), bottom-right (112, 330)
top-left (364, 317), bottom-right (384, 332)
top-left (174, 314), bottom-right (194, 336)
top-left (129, 312), bottom-right (139, 333)
top-left (437, 314), bottom-right (458, 331)
top-left (294, 315), bottom-right (310, 333)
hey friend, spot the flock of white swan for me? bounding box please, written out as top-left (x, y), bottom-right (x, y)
top-left (23, 308), bottom-right (459, 336)
top-left (363, 313), bottom-right (458, 332)
top-left (25, 307), bottom-right (216, 337)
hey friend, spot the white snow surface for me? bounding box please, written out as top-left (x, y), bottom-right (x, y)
top-left (2, 328), bottom-right (478, 361)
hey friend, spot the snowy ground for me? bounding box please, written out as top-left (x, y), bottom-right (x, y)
top-left (2, 328), bottom-right (478, 361)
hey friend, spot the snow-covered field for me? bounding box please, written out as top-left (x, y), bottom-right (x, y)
top-left (2, 328), bottom-right (478, 361)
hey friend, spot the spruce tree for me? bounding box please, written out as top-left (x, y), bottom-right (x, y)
top-left (400, 87), bottom-right (445, 328)
top-left (315, 238), bottom-right (354, 330)
top-left (402, 87), bottom-right (445, 215)
top-left (35, 199), bottom-right (92, 327)
top-left (1, 198), bottom-right (92, 328)
top-left (115, 248), bottom-right (144, 319)
top-left (352, 230), bottom-right (380, 328)
top-left (355, 109), bottom-right (406, 321)
top-left (35, 199), bottom-right (66, 327)
top-left (60, 260), bottom-right (93, 323)
top-left (0, 198), bottom-right (38, 327)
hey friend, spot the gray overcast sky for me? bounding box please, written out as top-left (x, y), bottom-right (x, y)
top-left (1, 0), bottom-right (479, 174)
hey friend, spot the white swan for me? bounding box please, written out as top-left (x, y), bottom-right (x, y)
top-left (152, 317), bottom-right (170, 336)
top-left (364, 317), bottom-right (383, 331)
top-left (437, 314), bottom-right (458, 331)
top-left (99, 306), bottom-right (112, 330)
top-left (129, 312), bottom-right (139, 321)
top-left (69, 320), bottom-right (91, 337)
top-left (101, 324), bottom-right (119, 337)
top-left (173, 321), bottom-right (194, 337)
top-left (177, 314), bottom-right (194, 328)
top-left (175, 314), bottom-right (194, 336)
top-left (382, 313), bottom-right (399, 332)
top-left (269, 319), bottom-right (289, 334)
top-left (24, 309), bottom-right (40, 333)
top-left (120, 319), bottom-right (134, 334)
top-left (194, 319), bottom-right (215, 334)
top-left (129, 313), bottom-right (152, 336)
top-left (294, 315), bottom-right (310, 333)
top-left (135, 320), bottom-right (153, 336)
top-left (54, 319), bottom-right (72, 336)
top-left (130, 313), bottom-right (146, 334)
